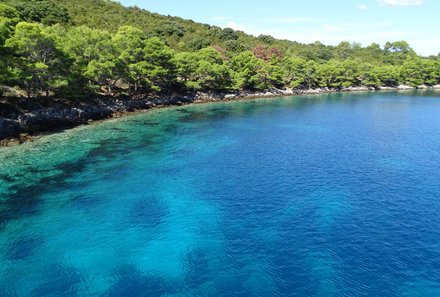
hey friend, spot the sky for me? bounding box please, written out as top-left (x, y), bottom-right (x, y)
top-left (119, 0), bottom-right (440, 56)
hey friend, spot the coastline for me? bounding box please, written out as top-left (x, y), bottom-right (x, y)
top-left (1, 85), bottom-right (439, 146)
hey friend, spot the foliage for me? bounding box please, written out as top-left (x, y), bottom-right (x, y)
top-left (229, 51), bottom-right (265, 90)
top-left (5, 22), bottom-right (68, 97)
top-left (62, 25), bottom-right (114, 93)
top-left (9, 0), bottom-right (71, 25)
top-left (0, 3), bottom-right (20, 21)
top-left (0, 0), bottom-right (438, 99)
top-left (401, 58), bottom-right (439, 86)
top-left (175, 47), bottom-right (232, 91)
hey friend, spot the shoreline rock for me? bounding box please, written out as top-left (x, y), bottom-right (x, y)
top-left (1, 85), bottom-right (439, 146)
top-left (397, 85), bottom-right (415, 90)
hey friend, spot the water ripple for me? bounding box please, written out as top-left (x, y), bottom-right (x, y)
top-left (1, 92), bottom-right (440, 296)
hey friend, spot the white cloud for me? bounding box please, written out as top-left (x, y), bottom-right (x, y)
top-left (358, 4), bottom-right (369, 10)
top-left (378, 0), bottom-right (424, 6)
top-left (261, 17), bottom-right (321, 24)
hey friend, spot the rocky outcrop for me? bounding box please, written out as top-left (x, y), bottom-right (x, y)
top-left (0, 95), bottom-right (197, 143)
top-left (1, 85), bottom-right (439, 145)
top-left (0, 117), bottom-right (21, 139)
top-left (397, 85), bottom-right (415, 90)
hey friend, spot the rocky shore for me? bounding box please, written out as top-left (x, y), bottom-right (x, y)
top-left (1, 85), bottom-right (440, 146)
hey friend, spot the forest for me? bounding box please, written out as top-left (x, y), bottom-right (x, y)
top-left (0, 0), bottom-right (439, 99)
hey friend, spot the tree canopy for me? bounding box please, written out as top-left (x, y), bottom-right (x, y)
top-left (0, 0), bottom-right (439, 99)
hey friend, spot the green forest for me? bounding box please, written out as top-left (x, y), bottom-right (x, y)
top-left (0, 0), bottom-right (440, 99)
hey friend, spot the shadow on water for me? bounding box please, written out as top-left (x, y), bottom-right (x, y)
top-left (0, 92), bottom-right (384, 231)
top-left (107, 266), bottom-right (172, 297)
top-left (30, 265), bottom-right (82, 297)
top-left (175, 93), bottom-right (367, 125)
top-left (3, 91), bottom-right (440, 296)
top-left (0, 120), bottom-right (170, 229)
top-left (0, 148), bottom-right (119, 229)
top-left (70, 193), bottom-right (105, 211)
top-left (7, 237), bottom-right (44, 261)
top-left (129, 196), bottom-right (167, 228)
top-left (0, 185), bottom-right (44, 230)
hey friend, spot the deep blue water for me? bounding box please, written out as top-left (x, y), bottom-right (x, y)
top-left (1, 91), bottom-right (440, 296)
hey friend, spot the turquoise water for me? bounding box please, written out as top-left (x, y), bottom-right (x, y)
top-left (1, 91), bottom-right (440, 296)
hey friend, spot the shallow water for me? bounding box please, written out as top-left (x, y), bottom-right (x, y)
top-left (1, 91), bottom-right (440, 296)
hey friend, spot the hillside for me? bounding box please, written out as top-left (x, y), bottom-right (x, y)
top-left (4, 0), bottom-right (438, 62)
top-left (0, 0), bottom-right (439, 97)
top-left (0, 0), bottom-right (439, 142)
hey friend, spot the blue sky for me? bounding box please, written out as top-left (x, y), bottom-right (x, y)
top-left (119, 0), bottom-right (439, 56)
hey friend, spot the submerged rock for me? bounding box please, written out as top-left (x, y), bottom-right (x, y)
top-left (0, 138), bottom-right (20, 147)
